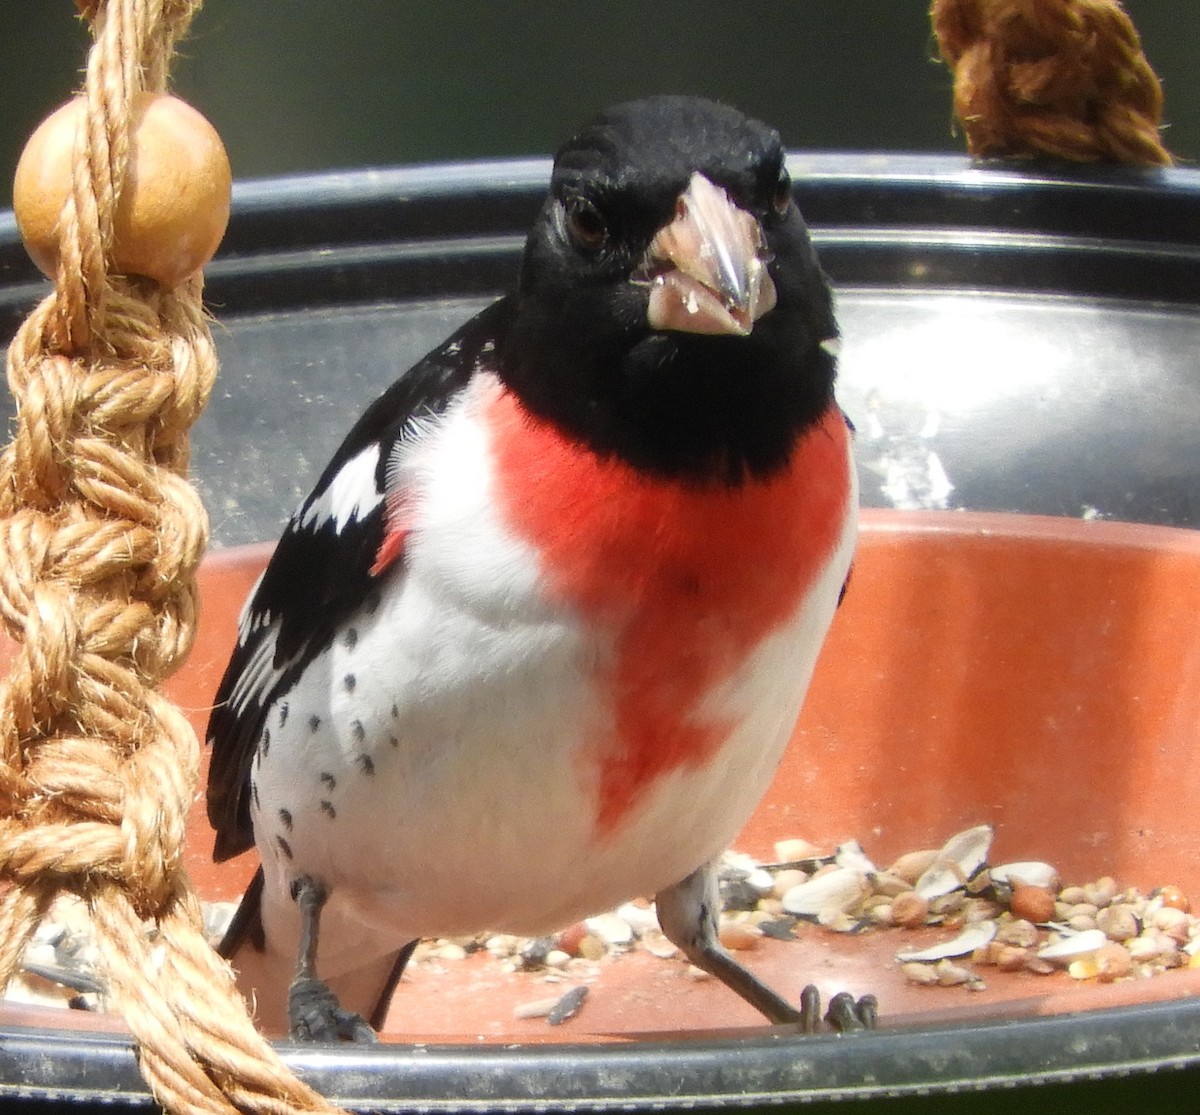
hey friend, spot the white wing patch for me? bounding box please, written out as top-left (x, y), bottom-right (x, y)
top-left (299, 445), bottom-right (383, 531)
top-left (228, 621), bottom-right (280, 714)
top-left (236, 571), bottom-right (269, 643)
top-left (227, 619), bottom-right (301, 716)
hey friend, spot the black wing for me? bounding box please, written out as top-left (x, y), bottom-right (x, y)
top-left (206, 296), bottom-right (515, 861)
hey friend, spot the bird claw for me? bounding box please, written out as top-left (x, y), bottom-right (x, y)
top-left (288, 976), bottom-right (377, 1043)
top-left (797, 984), bottom-right (878, 1034)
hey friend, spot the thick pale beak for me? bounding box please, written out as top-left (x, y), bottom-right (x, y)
top-left (639, 172), bottom-right (777, 336)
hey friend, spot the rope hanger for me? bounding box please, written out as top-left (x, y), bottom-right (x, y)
top-left (931, 0), bottom-right (1173, 165)
top-left (0, 0), bottom-right (338, 1111)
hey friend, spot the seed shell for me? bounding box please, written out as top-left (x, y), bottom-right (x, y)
top-left (913, 824), bottom-right (994, 900)
top-left (990, 861), bottom-right (1061, 891)
top-left (895, 919), bottom-right (996, 962)
top-left (781, 867), bottom-right (869, 917)
top-left (1037, 928), bottom-right (1108, 960)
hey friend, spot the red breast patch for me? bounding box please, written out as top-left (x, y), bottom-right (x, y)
top-left (486, 387), bottom-right (853, 834)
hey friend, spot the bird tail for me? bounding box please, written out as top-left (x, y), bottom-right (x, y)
top-left (217, 865), bottom-right (267, 957)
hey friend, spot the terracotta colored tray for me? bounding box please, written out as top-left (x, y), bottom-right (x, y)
top-left (2, 509), bottom-right (1200, 1109)
top-left (171, 509), bottom-right (1200, 1038)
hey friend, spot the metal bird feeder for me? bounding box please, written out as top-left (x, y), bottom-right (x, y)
top-left (2, 152), bottom-right (1200, 1113)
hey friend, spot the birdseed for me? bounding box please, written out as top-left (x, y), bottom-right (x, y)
top-left (10, 823), bottom-right (1200, 1023)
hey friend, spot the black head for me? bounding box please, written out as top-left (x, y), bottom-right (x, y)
top-left (498, 95), bottom-right (839, 483)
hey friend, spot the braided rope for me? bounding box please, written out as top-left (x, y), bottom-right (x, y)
top-left (931, 0), bottom-right (1173, 165)
top-left (0, 1), bottom-right (339, 1111)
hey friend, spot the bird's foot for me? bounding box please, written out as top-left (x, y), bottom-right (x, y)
top-left (798, 983), bottom-right (878, 1034)
top-left (288, 976), bottom-right (377, 1043)
top-left (656, 865), bottom-right (881, 1035)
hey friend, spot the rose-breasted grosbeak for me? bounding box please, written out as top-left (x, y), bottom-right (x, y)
top-left (207, 95), bottom-right (863, 1041)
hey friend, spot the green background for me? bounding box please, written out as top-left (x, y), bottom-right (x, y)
top-left (2, 0), bottom-right (1197, 211)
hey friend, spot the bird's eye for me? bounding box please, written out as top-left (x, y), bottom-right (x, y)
top-left (771, 169), bottom-right (792, 216)
top-left (564, 196), bottom-right (608, 251)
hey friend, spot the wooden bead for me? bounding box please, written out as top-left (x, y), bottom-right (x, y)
top-left (13, 92), bottom-right (231, 288)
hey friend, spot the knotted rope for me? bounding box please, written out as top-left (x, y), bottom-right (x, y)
top-left (0, 1), bottom-right (338, 1112)
top-left (931, 0), bottom-right (1174, 165)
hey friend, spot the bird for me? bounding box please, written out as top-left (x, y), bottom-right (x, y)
top-left (206, 94), bottom-right (866, 1042)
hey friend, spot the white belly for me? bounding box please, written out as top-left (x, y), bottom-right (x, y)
top-left (249, 378), bottom-right (857, 974)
